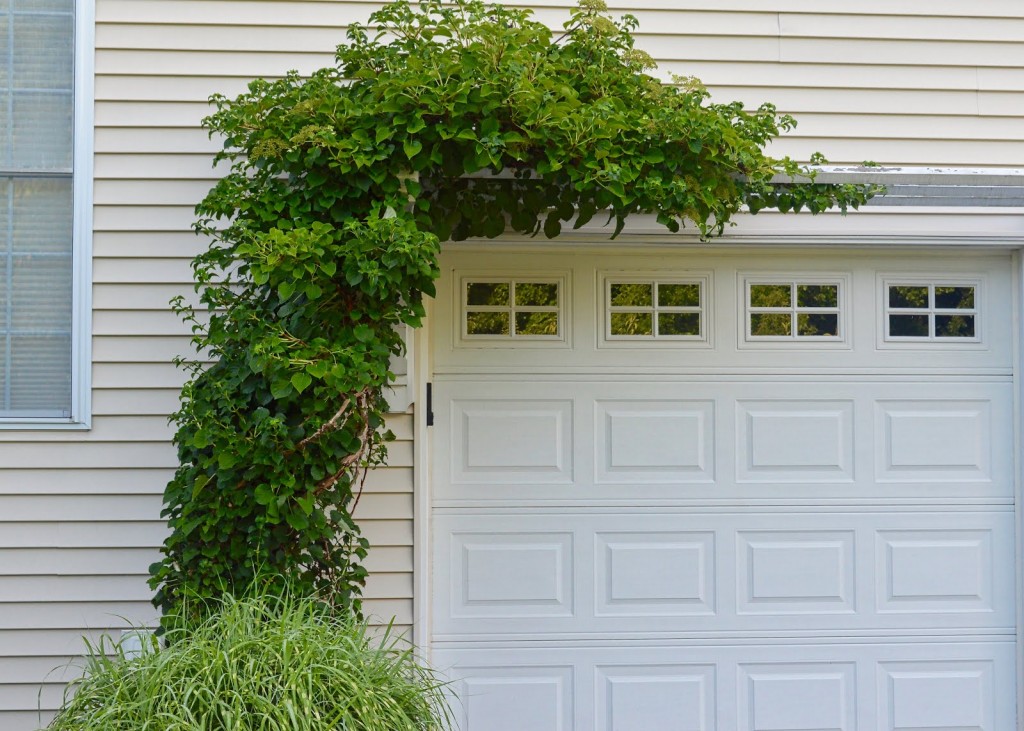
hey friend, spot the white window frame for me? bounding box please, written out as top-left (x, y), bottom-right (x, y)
top-left (739, 273), bottom-right (851, 350)
top-left (879, 275), bottom-right (984, 348)
top-left (0, 0), bottom-right (93, 428)
top-left (455, 272), bottom-right (570, 348)
top-left (598, 271), bottom-right (712, 348)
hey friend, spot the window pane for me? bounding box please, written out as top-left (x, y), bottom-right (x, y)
top-left (797, 284), bottom-right (838, 308)
top-left (889, 285), bottom-right (928, 309)
top-left (514, 282), bottom-right (558, 307)
top-left (935, 315), bottom-right (975, 338)
top-left (797, 313), bottom-right (838, 337)
top-left (658, 283), bottom-right (700, 307)
top-left (12, 91), bottom-right (74, 169)
top-left (750, 284), bottom-right (791, 308)
top-left (515, 311), bottom-right (558, 336)
top-left (10, 334), bottom-right (71, 413)
top-left (935, 286), bottom-right (974, 310)
top-left (750, 312), bottom-right (791, 336)
top-left (890, 314), bottom-right (928, 337)
top-left (610, 283), bottom-right (652, 308)
top-left (11, 177), bottom-right (72, 253)
top-left (14, 0), bottom-right (74, 11)
top-left (466, 282), bottom-right (509, 306)
top-left (466, 311), bottom-right (509, 335)
top-left (658, 312), bottom-right (700, 336)
top-left (12, 13), bottom-right (74, 91)
top-left (610, 312), bottom-right (653, 336)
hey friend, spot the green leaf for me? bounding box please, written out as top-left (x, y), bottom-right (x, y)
top-left (291, 372), bottom-right (313, 394)
top-left (403, 139), bottom-right (423, 159)
top-left (254, 484), bottom-right (275, 506)
top-left (644, 149), bottom-right (665, 164)
top-left (353, 324), bottom-right (374, 342)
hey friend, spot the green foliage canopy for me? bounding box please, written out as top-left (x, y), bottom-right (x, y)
top-left (150, 0), bottom-right (879, 619)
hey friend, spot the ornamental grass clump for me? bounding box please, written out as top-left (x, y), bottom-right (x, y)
top-left (47, 592), bottom-right (453, 731)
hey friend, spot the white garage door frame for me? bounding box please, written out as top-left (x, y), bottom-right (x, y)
top-left (409, 231), bottom-right (1024, 729)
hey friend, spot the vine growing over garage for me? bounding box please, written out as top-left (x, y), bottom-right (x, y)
top-left (150, 0), bottom-right (881, 619)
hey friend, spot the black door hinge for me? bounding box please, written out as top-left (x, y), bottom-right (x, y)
top-left (426, 382), bottom-right (434, 426)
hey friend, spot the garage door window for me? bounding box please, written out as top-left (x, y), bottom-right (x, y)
top-left (885, 281), bottom-right (979, 341)
top-left (743, 277), bottom-right (846, 344)
top-left (605, 277), bottom-right (707, 341)
top-left (462, 277), bottom-right (563, 341)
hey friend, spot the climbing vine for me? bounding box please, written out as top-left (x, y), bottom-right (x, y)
top-left (150, 0), bottom-right (880, 619)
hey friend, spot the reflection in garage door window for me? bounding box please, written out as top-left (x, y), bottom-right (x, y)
top-left (606, 278), bottom-right (706, 340)
top-left (745, 278), bottom-right (844, 341)
top-left (463, 278), bottom-right (562, 339)
top-left (885, 281), bottom-right (979, 342)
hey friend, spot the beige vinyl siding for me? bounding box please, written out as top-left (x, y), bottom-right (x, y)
top-left (3, 0), bottom-right (1024, 728)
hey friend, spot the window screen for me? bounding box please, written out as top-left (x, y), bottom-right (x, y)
top-left (1, 0), bottom-right (75, 417)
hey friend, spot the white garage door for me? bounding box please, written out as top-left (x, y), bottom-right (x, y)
top-left (430, 247), bottom-right (1018, 730)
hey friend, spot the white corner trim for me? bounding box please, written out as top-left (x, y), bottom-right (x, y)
top-left (72, 0), bottom-right (96, 429)
top-left (412, 298), bottom-right (433, 652)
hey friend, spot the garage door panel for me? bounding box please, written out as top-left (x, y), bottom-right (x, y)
top-left (435, 380), bottom-right (1013, 502)
top-left (433, 642), bottom-right (1016, 731)
top-left (433, 511), bottom-right (1015, 637)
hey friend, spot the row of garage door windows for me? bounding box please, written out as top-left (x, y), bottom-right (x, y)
top-left (461, 276), bottom-right (979, 343)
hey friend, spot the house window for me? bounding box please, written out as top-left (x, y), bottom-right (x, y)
top-left (885, 281), bottom-right (979, 341)
top-left (744, 278), bottom-right (845, 341)
top-left (605, 277), bottom-right (707, 340)
top-left (462, 278), bottom-right (563, 339)
top-left (1, 0), bottom-right (88, 423)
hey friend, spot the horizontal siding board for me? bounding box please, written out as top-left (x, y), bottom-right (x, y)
top-left (95, 74), bottom-right (252, 101)
top-left (0, 548), bottom-right (160, 576)
top-left (93, 284), bottom-right (199, 311)
top-left (93, 257), bottom-right (194, 283)
top-left (92, 335), bottom-right (196, 363)
top-left (765, 137), bottom-right (1024, 167)
top-left (95, 127), bottom-right (220, 155)
top-left (95, 178), bottom-right (216, 206)
top-left (94, 311), bottom-right (193, 337)
top-left (94, 233), bottom-right (209, 259)
top-left (0, 628), bottom-right (138, 657)
top-left (0, 470), bottom-right (173, 495)
top-left (782, 113), bottom-right (1024, 141)
top-left (95, 100), bottom-right (211, 128)
top-left (659, 60), bottom-right (984, 91)
top-left (362, 545), bottom-right (413, 573)
top-left (779, 13), bottom-right (1024, 42)
top-left (0, 495), bottom-right (163, 522)
top-left (362, 598), bottom-right (412, 625)
top-left (0, 657), bottom-right (81, 684)
top-left (363, 571), bottom-right (414, 599)
top-left (0, 603), bottom-right (158, 631)
top-left (0, 522), bottom-right (167, 549)
top-left (95, 0), bottom-right (1024, 21)
top-left (93, 363), bottom-right (188, 388)
top-left (0, 443), bottom-right (177, 469)
top-left (0, 466), bottom-right (406, 496)
top-left (707, 86), bottom-right (979, 116)
top-left (0, 684), bottom-right (68, 713)
top-left (95, 49), bottom-right (334, 77)
top-left (92, 389), bottom-right (180, 415)
top-left (2, 713), bottom-right (56, 730)
top-left (0, 576), bottom-right (154, 603)
top-left (780, 37), bottom-right (1024, 67)
top-left (352, 493), bottom-right (414, 521)
top-left (0, 417), bottom-right (174, 443)
top-left (94, 206), bottom-right (203, 233)
top-left (361, 520), bottom-right (414, 547)
top-left (94, 154), bottom-right (229, 180)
